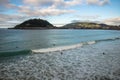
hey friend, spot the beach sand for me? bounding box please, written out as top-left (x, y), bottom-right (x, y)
top-left (0, 40), bottom-right (120, 80)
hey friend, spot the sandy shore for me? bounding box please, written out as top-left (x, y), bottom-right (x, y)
top-left (0, 40), bottom-right (120, 80)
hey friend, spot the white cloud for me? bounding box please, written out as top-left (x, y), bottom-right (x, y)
top-left (0, 0), bottom-right (9, 6)
top-left (22, 0), bottom-right (109, 7)
top-left (0, 14), bottom-right (28, 28)
top-left (53, 0), bottom-right (82, 7)
top-left (103, 17), bottom-right (120, 25)
top-left (23, 0), bottom-right (53, 6)
top-left (23, 0), bottom-right (82, 7)
top-left (65, 0), bottom-right (82, 6)
top-left (0, 0), bottom-right (19, 11)
top-left (38, 7), bottom-right (75, 16)
top-left (74, 15), bottom-right (101, 20)
top-left (18, 0), bottom-right (109, 17)
top-left (0, 14), bottom-right (26, 21)
top-left (18, 5), bottom-right (75, 16)
top-left (1, 0), bottom-right (110, 17)
top-left (86, 0), bottom-right (109, 6)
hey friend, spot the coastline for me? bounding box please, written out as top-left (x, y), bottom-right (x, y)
top-left (8, 28), bottom-right (120, 30)
top-left (0, 39), bottom-right (120, 80)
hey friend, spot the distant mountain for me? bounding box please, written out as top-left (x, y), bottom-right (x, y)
top-left (61, 22), bottom-right (120, 30)
top-left (13, 19), bottom-right (55, 29)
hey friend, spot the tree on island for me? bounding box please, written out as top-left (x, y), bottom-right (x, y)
top-left (14, 19), bottom-right (55, 29)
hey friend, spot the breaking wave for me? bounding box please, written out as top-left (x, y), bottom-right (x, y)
top-left (32, 37), bottom-right (120, 53)
top-left (0, 37), bottom-right (120, 56)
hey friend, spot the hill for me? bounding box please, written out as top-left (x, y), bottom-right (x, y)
top-left (61, 22), bottom-right (120, 30)
top-left (13, 19), bottom-right (55, 29)
top-left (12, 19), bottom-right (120, 30)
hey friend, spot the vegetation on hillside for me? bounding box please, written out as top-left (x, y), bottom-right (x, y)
top-left (13, 19), bottom-right (120, 30)
top-left (61, 22), bottom-right (120, 30)
top-left (14, 19), bottom-right (54, 29)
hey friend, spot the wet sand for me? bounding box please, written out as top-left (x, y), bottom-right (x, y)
top-left (0, 40), bottom-right (120, 80)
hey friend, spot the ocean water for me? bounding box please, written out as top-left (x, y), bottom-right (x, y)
top-left (0, 29), bottom-right (120, 80)
top-left (0, 38), bottom-right (120, 80)
top-left (0, 29), bottom-right (120, 56)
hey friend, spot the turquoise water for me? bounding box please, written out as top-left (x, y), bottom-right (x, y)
top-left (0, 29), bottom-right (120, 53)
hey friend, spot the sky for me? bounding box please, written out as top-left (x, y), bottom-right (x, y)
top-left (0, 0), bottom-right (120, 28)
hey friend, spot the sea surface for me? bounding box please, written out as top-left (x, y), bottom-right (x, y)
top-left (0, 29), bottom-right (120, 56)
top-left (0, 29), bottom-right (120, 80)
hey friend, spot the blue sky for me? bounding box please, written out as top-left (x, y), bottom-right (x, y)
top-left (0, 0), bottom-right (120, 28)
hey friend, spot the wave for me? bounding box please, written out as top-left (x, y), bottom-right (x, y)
top-left (0, 37), bottom-right (120, 56)
top-left (96, 37), bottom-right (120, 42)
top-left (0, 50), bottom-right (31, 57)
top-left (32, 37), bottom-right (120, 53)
top-left (32, 41), bottom-right (96, 53)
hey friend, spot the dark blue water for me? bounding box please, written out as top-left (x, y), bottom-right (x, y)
top-left (0, 29), bottom-right (120, 52)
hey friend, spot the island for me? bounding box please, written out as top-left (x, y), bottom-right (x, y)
top-left (11, 19), bottom-right (120, 30)
top-left (60, 22), bottom-right (120, 30)
top-left (13, 19), bottom-right (55, 29)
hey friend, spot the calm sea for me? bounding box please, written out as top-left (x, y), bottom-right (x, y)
top-left (0, 29), bottom-right (120, 56)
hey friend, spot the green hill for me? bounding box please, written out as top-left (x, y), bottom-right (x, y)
top-left (62, 22), bottom-right (120, 30)
top-left (14, 19), bottom-right (55, 29)
top-left (12, 19), bottom-right (120, 30)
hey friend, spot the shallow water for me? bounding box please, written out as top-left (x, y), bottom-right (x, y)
top-left (0, 29), bottom-right (120, 79)
top-left (0, 40), bottom-right (120, 80)
top-left (0, 29), bottom-right (120, 53)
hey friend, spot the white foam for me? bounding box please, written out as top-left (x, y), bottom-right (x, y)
top-left (32, 41), bottom-right (96, 53)
top-left (32, 43), bottom-right (83, 53)
top-left (87, 41), bottom-right (96, 45)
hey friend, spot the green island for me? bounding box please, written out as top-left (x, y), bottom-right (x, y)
top-left (13, 19), bottom-right (55, 29)
top-left (11, 19), bottom-right (120, 30)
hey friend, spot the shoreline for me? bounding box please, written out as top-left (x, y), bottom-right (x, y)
top-left (0, 39), bottom-right (120, 79)
top-left (8, 28), bottom-right (120, 30)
